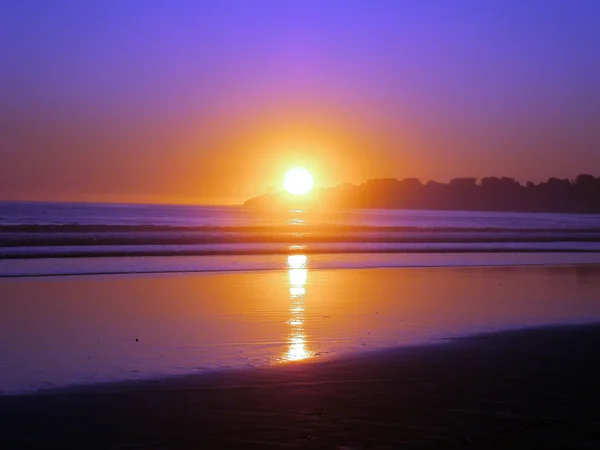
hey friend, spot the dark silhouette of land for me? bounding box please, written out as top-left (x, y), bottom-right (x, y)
top-left (245, 174), bottom-right (600, 213)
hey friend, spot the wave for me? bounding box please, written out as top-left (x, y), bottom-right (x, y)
top-left (3, 211), bottom-right (600, 260)
top-left (3, 242), bottom-right (600, 259)
top-left (4, 226), bottom-right (600, 248)
top-left (4, 223), bottom-right (600, 233)
top-left (3, 252), bottom-right (600, 278)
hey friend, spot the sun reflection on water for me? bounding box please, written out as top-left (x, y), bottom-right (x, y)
top-left (287, 254), bottom-right (308, 269)
top-left (284, 254), bottom-right (314, 362)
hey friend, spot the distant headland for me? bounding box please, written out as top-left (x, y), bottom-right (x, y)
top-left (245, 174), bottom-right (600, 213)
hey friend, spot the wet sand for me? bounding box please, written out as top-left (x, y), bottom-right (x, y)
top-left (3, 264), bottom-right (600, 392)
top-left (1, 323), bottom-right (600, 449)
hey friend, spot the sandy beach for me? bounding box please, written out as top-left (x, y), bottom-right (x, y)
top-left (1, 323), bottom-right (599, 449)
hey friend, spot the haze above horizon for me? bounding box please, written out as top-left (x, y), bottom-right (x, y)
top-left (2, 0), bottom-right (600, 205)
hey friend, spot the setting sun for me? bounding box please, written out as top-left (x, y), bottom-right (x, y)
top-left (283, 168), bottom-right (314, 196)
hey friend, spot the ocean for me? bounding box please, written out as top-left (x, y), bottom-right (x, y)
top-left (2, 201), bottom-right (600, 277)
top-left (3, 201), bottom-right (600, 393)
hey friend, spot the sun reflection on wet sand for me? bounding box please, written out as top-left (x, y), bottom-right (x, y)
top-left (284, 254), bottom-right (313, 361)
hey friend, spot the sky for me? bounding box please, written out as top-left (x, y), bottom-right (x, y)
top-left (2, 0), bottom-right (600, 204)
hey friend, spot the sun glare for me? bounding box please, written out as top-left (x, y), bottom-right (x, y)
top-left (283, 168), bottom-right (314, 196)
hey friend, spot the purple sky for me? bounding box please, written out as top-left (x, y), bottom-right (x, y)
top-left (2, 0), bottom-right (600, 204)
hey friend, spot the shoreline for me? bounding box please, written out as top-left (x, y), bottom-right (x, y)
top-left (3, 260), bottom-right (600, 280)
top-left (12, 321), bottom-right (600, 396)
top-left (2, 323), bottom-right (600, 448)
top-left (4, 244), bottom-right (600, 260)
top-left (4, 252), bottom-right (600, 278)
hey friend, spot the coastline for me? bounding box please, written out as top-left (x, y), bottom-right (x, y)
top-left (2, 323), bottom-right (600, 448)
top-left (4, 251), bottom-right (600, 278)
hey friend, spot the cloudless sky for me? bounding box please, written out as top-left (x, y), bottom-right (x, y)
top-left (2, 0), bottom-right (600, 204)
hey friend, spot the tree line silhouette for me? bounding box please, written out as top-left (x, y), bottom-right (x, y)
top-left (245, 174), bottom-right (600, 213)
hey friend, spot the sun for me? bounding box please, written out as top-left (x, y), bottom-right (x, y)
top-left (283, 167), bottom-right (314, 196)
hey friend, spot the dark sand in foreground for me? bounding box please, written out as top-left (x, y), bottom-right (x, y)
top-left (2, 324), bottom-right (600, 449)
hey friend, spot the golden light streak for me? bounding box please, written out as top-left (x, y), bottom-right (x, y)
top-left (283, 254), bottom-right (314, 362)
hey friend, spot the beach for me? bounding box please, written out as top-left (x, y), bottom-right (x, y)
top-left (6, 0), bottom-right (600, 446)
top-left (3, 263), bottom-right (600, 392)
top-left (5, 0), bottom-right (600, 445)
top-left (1, 324), bottom-right (600, 449)
top-left (1, 263), bottom-right (600, 448)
